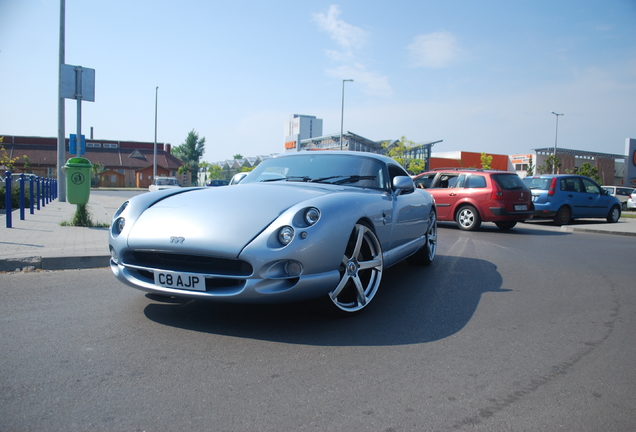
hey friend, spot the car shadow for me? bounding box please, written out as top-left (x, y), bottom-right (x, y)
top-left (142, 255), bottom-right (508, 346)
top-left (438, 221), bottom-right (570, 236)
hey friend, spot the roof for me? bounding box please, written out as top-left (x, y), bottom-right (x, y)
top-left (533, 147), bottom-right (627, 159)
top-left (2, 142), bottom-right (182, 170)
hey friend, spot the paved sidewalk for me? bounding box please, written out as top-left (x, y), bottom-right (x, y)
top-left (1, 192), bottom-right (635, 272)
top-left (0, 192), bottom-right (124, 271)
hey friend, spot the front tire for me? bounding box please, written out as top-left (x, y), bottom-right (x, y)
top-left (607, 205), bottom-right (620, 223)
top-left (324, 223), bottom-right (384, 315)
top-left (456, 205), bottom-right (481, 231)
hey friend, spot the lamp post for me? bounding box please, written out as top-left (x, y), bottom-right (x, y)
top-left (340, 79), bottom-right (353, 151)
top-left (551, 111), bottom-right (563, 174)
top-left (153, 86), bottom-right (158, 180)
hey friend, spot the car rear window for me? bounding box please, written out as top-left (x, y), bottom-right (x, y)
top-left (492, 174), bottom-right (527, 190)
top-left (523, 177), bottom-right (551, 190)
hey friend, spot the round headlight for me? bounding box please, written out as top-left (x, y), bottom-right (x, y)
top-left (278, 226), bottom-right (294, 246)
top-left (304, 207), bottom-right (321, 226)
top-left (113, 217), bottom-right (125, 235)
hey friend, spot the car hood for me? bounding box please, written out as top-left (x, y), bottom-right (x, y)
top-left (126, 183), bottom-right (330, 258)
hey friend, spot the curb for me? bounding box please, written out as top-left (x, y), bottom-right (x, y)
top-left (567, 227), bottom-right (636, 237)
top-left (0, 255), bottom-right (110, 272)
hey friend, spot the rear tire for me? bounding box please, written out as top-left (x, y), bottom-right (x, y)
top-left (408, 210), bottom-right (437, 266)
top-left (554, 206), bottom-right (571, 226)
top-left (495, 221), bottom-right (517, 230)
top-left (456, 205), bottom-right (481, 231)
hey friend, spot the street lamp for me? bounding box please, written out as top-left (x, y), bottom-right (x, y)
top-left (551, 111), bottom-right (563, 174)
top-left (153, 86), bottom-right (159, 180)
top-left (340, 79), bottom-right (353, 151)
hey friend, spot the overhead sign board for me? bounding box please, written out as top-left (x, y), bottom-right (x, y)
top-left (61, 64), bottom-right (95, 101)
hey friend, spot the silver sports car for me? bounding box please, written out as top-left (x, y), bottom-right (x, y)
top-left (109, 151), bottom-right (437, 314)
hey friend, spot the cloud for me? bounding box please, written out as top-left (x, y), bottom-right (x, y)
top-left (313, 5), bottom-right (392, 97)
top-left (325, 64), bottom-right (392, 98)
top-left (407, 31), bottom-right (459, 68)
top-left (313, 5), bottom-right (367, 50)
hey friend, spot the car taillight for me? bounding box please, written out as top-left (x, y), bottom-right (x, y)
top-left (548, 177), bottom-right (557, 196)
top-left (491, 180), bottom-right (503, 200)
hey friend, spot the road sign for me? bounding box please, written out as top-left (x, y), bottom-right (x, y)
top-left (69, 134), bottom-right (86, 155)
top-left (61, 65), bottom-right (95, 101)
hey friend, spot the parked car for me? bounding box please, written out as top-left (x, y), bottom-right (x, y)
top-left (628, 189), bottom-right (636, 210)
top-left (412, 168), bottom-right (533, 231)
top-left (206, 179), bottom-right (229, 187)
top-left (523, 175), bottom-right (621, 225)
top-left (109, 151), bottom-right (437, 315)
top-left (148, 176), bottom-right (180, 192)
top-left (602, 185), bottom-right (635, 211)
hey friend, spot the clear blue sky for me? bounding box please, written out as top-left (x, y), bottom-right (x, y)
top-left (1, 0), bottom-right (635, 163)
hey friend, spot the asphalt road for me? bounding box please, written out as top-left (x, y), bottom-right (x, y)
top-left (1, 226), bottom-right (635, 431)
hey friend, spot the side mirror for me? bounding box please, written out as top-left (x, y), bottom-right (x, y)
top-left (392, 176), bottom-right (415, 194)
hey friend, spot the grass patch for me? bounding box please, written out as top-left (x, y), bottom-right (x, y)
top-left (60, 204), bottom-right (110, 228)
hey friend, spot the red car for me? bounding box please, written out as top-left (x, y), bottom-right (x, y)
top-left (413, 168), bottom-right (534, 231)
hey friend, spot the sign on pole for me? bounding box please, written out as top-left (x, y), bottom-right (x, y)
top-left (60, 64), bottom-right (95, 157)
top-left (69, 134), bottom-right (86, 155)
top-left (61, 65), bottom-right (95, 101)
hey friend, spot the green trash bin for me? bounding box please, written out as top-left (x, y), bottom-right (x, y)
top-left (65, 157), bottom-right (92, 205)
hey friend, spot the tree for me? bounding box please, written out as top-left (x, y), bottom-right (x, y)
top-left (233, 154), bottom-right (244, 160)
top-left (382, 136), bottom-right (426, 175)
top-left (526, 162), bottom-right (534, 177)
top-left (536, 155), bottom-right (561, 175)
top-left (0, 144), bottom-right (19, 171)
top-left (172, 130), bottom-right (206, 186)
top-left (207, 164), bottom-right (223, 180)
top-left (480, 153), bottom-right (493, 170)
top-left (565, 162), bottom-right (602, 184)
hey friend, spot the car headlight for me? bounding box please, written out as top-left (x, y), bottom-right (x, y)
top-left (304, 207), bottom-right (321, 226)
top-left (112, 217), bottom-right (125, 235)
top-left (278, 226), bottom-right (294, 246)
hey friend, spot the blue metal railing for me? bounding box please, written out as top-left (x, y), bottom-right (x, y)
top-left (3, 171), bottom-right (58, 228)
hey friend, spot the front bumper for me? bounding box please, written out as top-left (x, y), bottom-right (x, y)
top-left (110, 259), bottom-right (340, 303)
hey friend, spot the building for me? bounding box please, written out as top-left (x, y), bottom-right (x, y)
top-left (431, 151), bottom-right (514, 171)
top-left (511, 146), bottom-right (630, 185)
top-left (0, 135), bottom-right (183, 188)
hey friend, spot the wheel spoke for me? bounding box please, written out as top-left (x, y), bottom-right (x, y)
top-left (358, 257), bottom-right (382, 271)
top-left (352, 225), bottom-right (366, 257)
top-left (330, 272), bottom-right (350, 300)
top-left (352, 275), bottom-right (367, 306)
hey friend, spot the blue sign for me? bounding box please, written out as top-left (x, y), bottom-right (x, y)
top-left (69, 134), bottom-right (86, 155)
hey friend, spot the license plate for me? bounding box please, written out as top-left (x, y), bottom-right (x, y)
top-left (154, 270), bottom-right (206, 291)
top-left (514, 204), bottom-right (528, 211)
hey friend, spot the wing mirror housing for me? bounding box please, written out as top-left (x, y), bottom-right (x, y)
top-left (392, 176), bottom-right (415, 195)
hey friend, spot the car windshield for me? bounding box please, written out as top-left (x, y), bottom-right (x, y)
top-left (241, 154), bottom-right (385, 189)
top-left (523, 177), bottom-right (551, 190)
